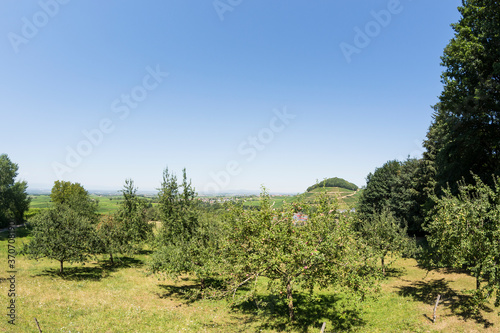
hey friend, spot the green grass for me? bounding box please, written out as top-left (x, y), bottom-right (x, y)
top-left (92, 195), bottom-right (124, 214)
top-left (1, 227), bottom-right (498, 332)
top-left (241, 195), bottom-right (296, 208)
top-left (27, 195), bottom-right (52, 209)
top-left (27, 195), bottom-right (156, 215)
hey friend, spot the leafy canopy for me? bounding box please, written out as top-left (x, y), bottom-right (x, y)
top-left (24, 205), bottom-right (96, 274)
top-left (207, 188), bottom-right (380, 321)
top-left (357, 159), bottom-right (427, 235)
top-left (151, 168), bottom-right (215, 283)
top-left (50, 180), bottom-right (98, 223)
top-left (0, 154), bottom-right (31, 226)
top-left (424, 174), bottom-right (500, 310)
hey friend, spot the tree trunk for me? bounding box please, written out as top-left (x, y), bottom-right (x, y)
top-left (476, 266), bottom-right (481, 290)
top-left (287, 281), bottom-right (294, 321)
top-left (432, 294), bottom-right (441, 323)
top-left (60, 260), bottom-right (64, 274)
top-left (200, 278), bottom-right (205, 291)
top-left (109, 252), bottom-right (114, 265)
top-left (381, 255), bottom-right (385, 275)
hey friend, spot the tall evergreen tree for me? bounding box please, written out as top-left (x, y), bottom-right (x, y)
top-left (424, 0), bottom-right (500, 193)
top-left (358, 159), bottom-right (427, 235)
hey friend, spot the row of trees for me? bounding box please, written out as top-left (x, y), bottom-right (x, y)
top-left (22, 167), bottom-right (417, 323)
top-left (24, 180), bottom-right (152, 273)
top-left (146, 170), bottom-right (415, 322)
top-left (357, 0), bottom-right (500, 312)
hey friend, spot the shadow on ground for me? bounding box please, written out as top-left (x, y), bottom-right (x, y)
top-left (384, 266), bottom-right (406, 279)
top-left (33, 256), bottom-right (144, 281)
top-left (397, 278), bottom-right (494, 329)
top-left (156, 280), bottom-right (364, 332)
top-left (157, 284), bottom-right (201, 304)
top-left (233, 292), bottom-right (365, 333)
top-left (157, 278), bottom-right (226, 304)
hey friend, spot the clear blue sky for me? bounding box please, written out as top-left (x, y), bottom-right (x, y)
top-left (0, 0), bottom-right (462, 194)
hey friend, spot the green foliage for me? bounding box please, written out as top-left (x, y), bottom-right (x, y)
top-left (95, 215), bottom-right (130, 264)
top-left (424, 0), bottom-right (500, 193)
top-left (50, 180), bottom-right (88, 205)
top-left (359, 208), bottom-right (417, 275)
top-left (95, 179), bottom-right (153, 262)
top-left (155, 168), bottom-right (199, 246)
top-left (23, 205), bottom-right (96, 273)
top-left (151, 168), bottom-right (220, 285)
top-left (50, 180), bottom-right (99, 223)
top-left (358, 160), bottom-right (401, 222)
top-left (115, 179), bottom-right (153, 244)
top-left (307, 177), bottom-right (358, 192)
top-left (0, 154), bottom-right (31, 227)
top-left (210, 188), bottom-right (380, 321)
top-left (24, 208), bottom-right (42, 220)
top-left (23, 181), bottom-right (100, 273)
top-left (9, 180), bottom-right (31, 223)
top-left (357, 159), bottom-right (427, 235)
top-left (424, 174), bottom-right (500, 311)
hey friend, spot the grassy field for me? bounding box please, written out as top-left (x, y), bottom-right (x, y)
top-left (29, 188), bottom-right (362, 215)
top-left (241, 195), bottom-right (296, 208)
top-left (1, 227), bottom-right (498, 332)
top-left (28, 195), bottom-right (154, 215)
top-left (27, 195), bottom-right (52, 209)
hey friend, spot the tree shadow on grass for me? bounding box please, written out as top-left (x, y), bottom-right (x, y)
top-left (397, 278), bottom-right (494, 329)
top-left (35, 266), bottom-right (109, 281)
top-left (100, 256), bottom-right (144, 269)
top-left (234, 292), bottom-right (365, 333)
top-left (156, 284), bottom-right (202, 304)
top-left (384, 266), bottom-right (406, 279)
top-left (33, 256), bottom-right (144, 281)
top-left (156, 277), bottom-right (227, 304)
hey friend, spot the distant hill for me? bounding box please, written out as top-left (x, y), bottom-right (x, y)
top-left (307, 177), bottom-right (358, 192)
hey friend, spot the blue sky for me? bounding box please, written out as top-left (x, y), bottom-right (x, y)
top-left (0, 0), bottom-right (462, 194)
